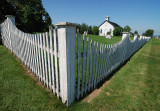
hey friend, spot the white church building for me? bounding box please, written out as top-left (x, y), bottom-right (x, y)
top-left (99, 16), bottom-right (121, 36)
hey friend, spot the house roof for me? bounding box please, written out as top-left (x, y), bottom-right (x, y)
top-left (99, 20), bottom-right (121, 28)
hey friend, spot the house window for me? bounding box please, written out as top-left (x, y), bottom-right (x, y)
top-left (100, 29), bottom-right (102, 33)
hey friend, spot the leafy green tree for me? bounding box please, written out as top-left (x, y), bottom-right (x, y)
top-left (143, 29), bottom-right (154, 37)
top-left (123, 25), bottom-right (131, 32)
top-left (113, 27), bottom-right (122, 36)
top-left (0, 0), bottom-right (16, 23)
top-left (76, 24), bottom-right (81, 33)
top-left (88, 26), bottom-right (92, 34)
top-left (92, 26), bottom-right (99, 35)
top-left (107, 31), bottom-right (111, 35)
top-left (130, 32), bottom-right (134, 36)
top-left (2, 0), bottom-right (52, 33)
top-left (80, 23), bottom-right (88, 34)
top-left (142, 33), bottom-right (145, 36)
top-left (134, 30), bottom-right (138, 34)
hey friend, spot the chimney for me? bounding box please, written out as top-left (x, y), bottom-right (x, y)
top-left (105, 16), bottom-right (110, 21)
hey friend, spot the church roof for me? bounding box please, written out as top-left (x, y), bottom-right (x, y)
top-left (99, 20), bottom-right (121, 28)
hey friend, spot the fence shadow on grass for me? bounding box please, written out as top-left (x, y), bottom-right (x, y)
top-left (78, 45), bottom-right (144, 101)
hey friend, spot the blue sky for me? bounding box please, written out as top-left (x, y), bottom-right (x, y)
top-left (42, 0), bottom-right (160, 35)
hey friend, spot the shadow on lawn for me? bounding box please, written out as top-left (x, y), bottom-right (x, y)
top-left (78, 44), bottom-right (146, 103)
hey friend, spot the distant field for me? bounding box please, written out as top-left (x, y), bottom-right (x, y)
top-left (0, 37), bottom-right (159, 111)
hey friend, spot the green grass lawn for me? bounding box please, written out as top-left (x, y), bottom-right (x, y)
top-left (0, 37), bottom-right (160, 111)
top-left (87, 35), bottom-right (134, 45)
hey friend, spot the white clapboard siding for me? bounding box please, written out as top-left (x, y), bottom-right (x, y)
top-left (37, 34), bottom-right (43, 81)
top-left (98, 44), bottom-right (102, 83)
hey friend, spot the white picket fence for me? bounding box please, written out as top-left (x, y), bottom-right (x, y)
top-left (76, 32), bottom-right (151, 100)
top-left (1, 18), bottom-right (61, 97)
top-left (0, 17), bottom-right (151, 106)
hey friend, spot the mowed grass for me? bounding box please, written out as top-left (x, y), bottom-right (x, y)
top-left (87, 35), bottom-right (134, 44)
top-left (0, 37), bottom-right (160, 111)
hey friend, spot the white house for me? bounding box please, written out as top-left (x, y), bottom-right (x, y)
top-left (99, 16), bottom-right (121, 36)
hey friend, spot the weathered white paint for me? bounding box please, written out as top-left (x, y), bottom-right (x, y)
top-left (77, 32), bottom-right (81, 99)
top-left (106, 35), bottom-right (111, 39)
top-left (99, 17), bottom-right (120, 36)
top-left (55, 22), bottom-right (76, 106)
top-left (0, 16), bottom-right (151, 107)
top-left (134, 34), bottom-right (138, 40)
top-left (6, 15), bottom-right (15, 25)
top-left (99, 20), bottom-right (114, 36)
top-left (122, 32), bottom-right (130, 40)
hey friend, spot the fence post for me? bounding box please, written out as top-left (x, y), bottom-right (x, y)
top-left (122, 32), bottom-right (129, 40)
top-left (55, 22), bottom-right (76, 106)
top-left (6, 15), bottom-right (15, 25)
top-left (134, 34), bottom-right (138, 40)
top-left (5, 15), bottom-right (15, 52)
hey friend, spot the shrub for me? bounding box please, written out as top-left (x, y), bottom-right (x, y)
top-left (123, 25), bottom-right (131, 32)
top-left (143, 29), bottom-right (154, 37)
top-left (107, 31), bottom-right (111, 35)
top-left (113, 27), bottom-right (122, 36)
top-left (92, 26), bottom-right (99, 35)
top-left (134, 30), bottom-right (138, 34)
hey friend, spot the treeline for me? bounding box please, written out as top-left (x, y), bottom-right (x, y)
top-left (113, 25), bottom-right (154, 37)
top-left (0, 0), bottom-right (52, 33)
top-left (76, 23), bottom-right (99, 35)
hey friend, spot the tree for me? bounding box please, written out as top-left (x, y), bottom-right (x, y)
top-left (143, 29), bottom-right (154, 37)
top-left (92, 26), bottom-right (99, 35)
top-left (80, 23), bottom-right (88, 34)
top-left (2, 0), bottom-right (52, 33)
top-left (107, 31), bottom-right (111, 35)
top-left (76, 24), bottom-right (81, 32)
top-left (0, 0), bottom-right (16, 23)
top-left (134, 30), bottom-right (138, 34)
top-left (130, 32), bottom-right (134, 36)
top-left (88, 26), bottom-right (92, 34)
top-left (123, 25), bottom-right (131, 32)
top-left (113, 27), bottom-right (122, 36)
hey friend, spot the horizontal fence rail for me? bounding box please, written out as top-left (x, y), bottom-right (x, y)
top-left (0, 17), bottom-right (151, 106)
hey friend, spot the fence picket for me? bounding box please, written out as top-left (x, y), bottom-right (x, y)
top-left (46, 31), bottom-right (52, 89)
top-left (88, 40), bottom-right (93, 91)
top-left (85, 38), bottom-right (90, 93)
top-left (0, 18), bottom-right (150, 106)
top-left (81, 35), bottom-right (86, 96)
top-left (43, 33), bottom-right (48, 87)
top-left (94, 42), bottom-right (99, 87)
top-left (77, 32), bottom-right (81, 99)
top-left (40, 33), bottom-right (45, 84)
top-left (91, 41), bottom-right (96, 88)
top-left (49, 28), bottom-right (55, 93)
top-left (53, 29), bottom-right (59, 96)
